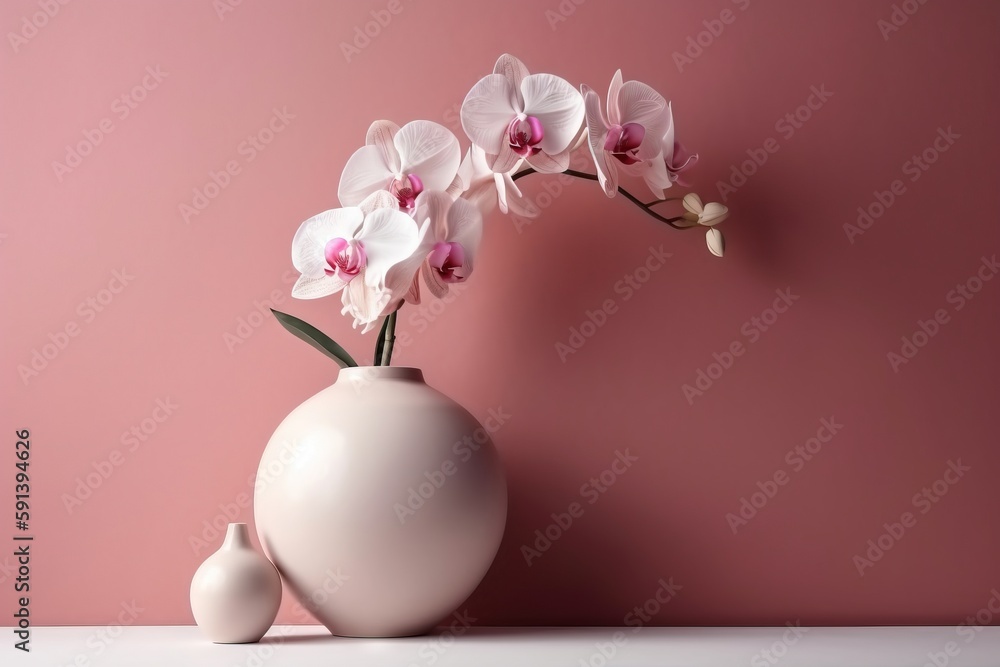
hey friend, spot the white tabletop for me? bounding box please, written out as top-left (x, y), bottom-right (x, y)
top-left (10, 625), bottom-right (1000, 666)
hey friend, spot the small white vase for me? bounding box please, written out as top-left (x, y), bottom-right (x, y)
top-left (190, 522), bottom-right (282, 643)
top-left (255, 366), bottom-right (507, 637)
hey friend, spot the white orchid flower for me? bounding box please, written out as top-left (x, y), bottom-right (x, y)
top-left (461, 53), bottom-right (584, 175)
top-left (582, 70), bottom-right (672, 198)
top-left (291, 191), bottom-right (423, 332)
top-left (410, 191), bottom-right (484, 300)
top-left (338, 120), bottom-right (461, 213)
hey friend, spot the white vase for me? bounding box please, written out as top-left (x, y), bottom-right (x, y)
top-left (189, 522), bottom-right (282, 643)
top-left (254, 366), bottom-right (507, 637)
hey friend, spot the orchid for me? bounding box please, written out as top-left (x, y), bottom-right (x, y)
top-left (338, 120), bottom-right (461, 212)
top-left (275, 54), bottom-right (734, 369)
top-left (290, 191), bottom-right (424, 333)
top-left (582, 70), bottom-right (672, 199)
top-left (411, 191), bottom-right (484, 299)
top-left (461, 54), bottom-right (584, 175)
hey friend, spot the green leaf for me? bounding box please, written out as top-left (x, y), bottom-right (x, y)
top-left (373, 314), bottom-right (391, 366)
top-left (270, 309), bottom-right (358, 368)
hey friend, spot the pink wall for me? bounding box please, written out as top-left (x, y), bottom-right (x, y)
top-left (2, 0), bottom-right (999, 627)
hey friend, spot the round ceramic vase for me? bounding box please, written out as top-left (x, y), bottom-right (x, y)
top-left (190, 522), bottom-right (282, 643)
top-left (255, 366), bottom-right (507, 637)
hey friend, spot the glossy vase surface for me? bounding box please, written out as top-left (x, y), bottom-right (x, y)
top-left (255, 366), bottom-right (507, 637)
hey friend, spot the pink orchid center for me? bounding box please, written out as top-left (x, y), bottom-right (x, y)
top-left (507, 115), bottom-right (544, 157)
top-left (324, 237), bottom-right (366, 283)
top-left (604, 122), bottom-right (646, 165)
top-left (389, 174), bottom-right (423, 210)
top-left (427, 241), bottom-right (467, 283)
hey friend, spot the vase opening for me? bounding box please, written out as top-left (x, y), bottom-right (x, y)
top-left (337, 366), bottom-right (424, 383)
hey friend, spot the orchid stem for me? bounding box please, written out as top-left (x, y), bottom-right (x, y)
top-left (511, 167), bottom-right (694, 230)
top-left (380, 310), bottom-right (396, 366)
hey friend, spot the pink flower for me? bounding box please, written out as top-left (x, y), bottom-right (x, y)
top-left (582, 70), bottom-right (672, 198)
top-left (291, 191), bottom-right (425, 331)
top-left (406, 191), bottom-right (484, 301)
top-left (461, 54), bottom-right (584, 175)
top-left (338, 120), bottom-right (461, 212)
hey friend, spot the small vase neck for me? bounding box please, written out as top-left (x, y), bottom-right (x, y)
top-left (222, 523), bottom-right (252, 550)
top-left (337, 367), bottom-right (424, 383)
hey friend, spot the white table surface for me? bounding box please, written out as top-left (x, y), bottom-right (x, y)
top-left (8, 625), bottom-right (1000, 666)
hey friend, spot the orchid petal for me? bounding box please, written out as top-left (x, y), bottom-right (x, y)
top-left (461, 74), bottom-right (516, 155)
top-left (642, 158), bottom-right (671, 200)
top-left (291, 273), bottom-right (348, 299)
top-left (488, 143), bottom-right (521, 173)
top-left (617, 80), bottom-right (670, 161)
top-left (699, 203), bottom-right (729, 226)
top-left (341, 275), bottom-right (391, 332)
top-left (420, 261), bottom-right (449, 299)
top-left (683, 192), bottom-right (705, 216)
top-left (493, 53), bottom-right (530, 92)
top-left (383, 212), bottom-right (433, 308)
top-left (520, 73), bottom-right (585, 155)
top-left (527, 146), bottom-right (571, 173)
top-left (358, 190), bottom-right (399, 215)
top-left (338, 145), bottom-right (394, 207)
top-left (607, 69), bottom-right (624, 126)
top-left (365, 120), bottom-right (401, 174)
top-left (447, 197), bottom-right (483, 273)
top-left (394, 120), bottom-right (461, 192)
top-left (356, 208), bottom-right (420, 288)
top-left (413, 191), bottom-right (452, 242)
top-left (706, 228), bottom-right (725, 257)
top-left (291, 207), bottom-right (364, 276)
top-left (583, 86), bottom-right (617, 197)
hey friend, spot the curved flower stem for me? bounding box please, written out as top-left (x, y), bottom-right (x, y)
top-left (510, 167), bottom-right (697, 230)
